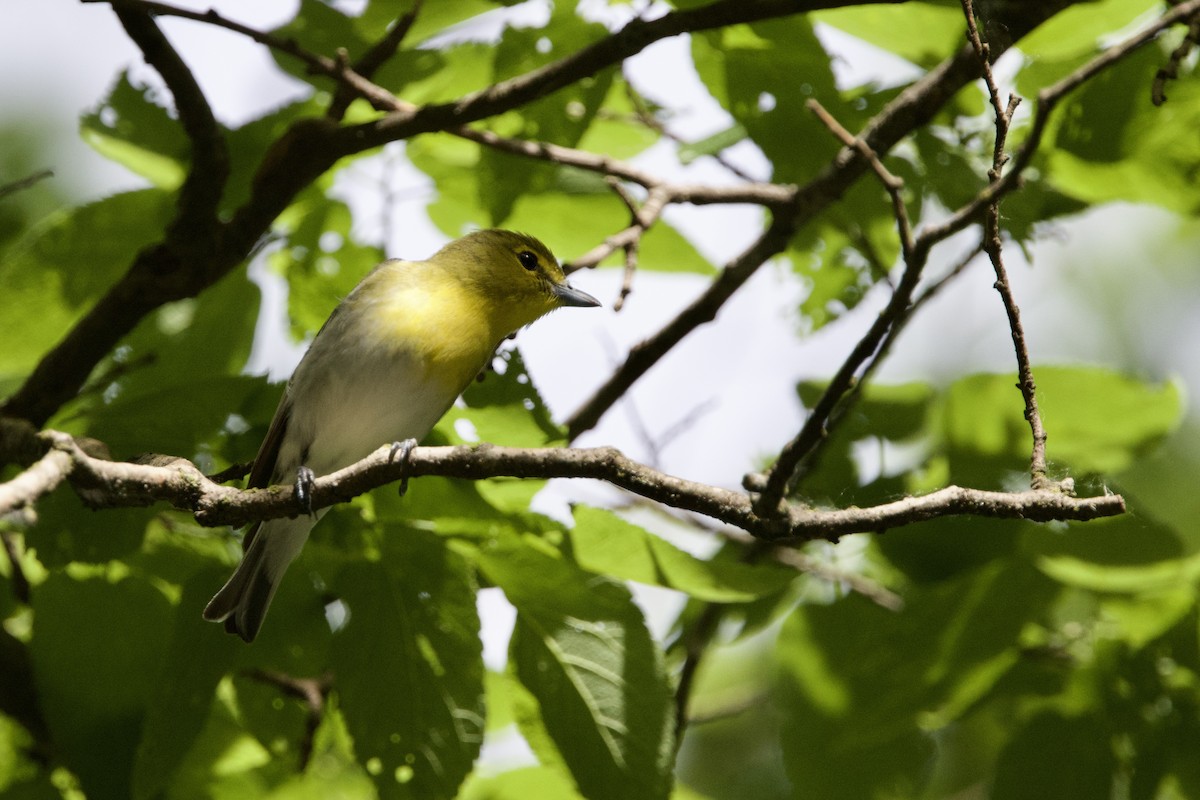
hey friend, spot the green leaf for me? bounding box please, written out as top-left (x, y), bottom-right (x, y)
top-left (132, 571), bottom-right (241, 800)
top-left (80, 72), bottom-right (188, 188)
top-left (82, 374), bottom-right (264, 461)
top-left (272, 191), bottom-right (384, 341)
top-left (786, 177), bottom-right (900, 333)
top-left (775, 560), bottom-right (1058, 798)
top-left (940, 367), bottom-right (1183, 476)
top-left (479, 7), bottom-right (612, 223)
top-left (410, 136), bottom-right (713, 275)
top-left (692, 17), bottom-right (840, 184)
top-left (29, 571), bottom-right (174, 799)
top-left (222, 97), bottom-right (328, 213)
top-left (25, 491), bottom-right (154, 568)
top-left (677, 124), bottom-right (747, 165)
top-left (575, 78), bottom-right (660, 162)
top-left (812, 3), bottom-right (965, 69)
top-left (331, 529), bottom-right (484, 800)
top-left (1018, 0), bottom-right (1157, 62)
top-left (1100, 587), bottom-right (1196, 649)
top-left (260, 701), bottom-right (376, 800)
top-left (569, 507), bottom-right (793, 602)
top-left (458, 765), bottom-right (586, 800)
top-left (0, 189), bottom-right (173, 382)
top-left (991, 712), bottom-right (1115, 799)
top-left (454, 347), bottom-right (564, 447)
top-left (1036, 550), bottom-right (1200, 595)
top-left (367, 1), bottom-right (496, 48)
top-left (381, 43), bottom-right (496, 107)
top-left (473, 535), bottom-right (674, 800)
top-left (1042, 46), bottom-right (1200, 213)
top-left (268, 0), bottom-right (371, 87)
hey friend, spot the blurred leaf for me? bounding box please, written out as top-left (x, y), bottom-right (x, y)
top-left (1036, 550), bottom-right (1200, 594)
top-left (410, 135), bottom-right (713, 274)
top-left (0, 189), bottom-right (172, 381)
top-left (1026, 512), bottom-right (1183, 570)
top-left (479, 6), bottom-right (611, 223)
top-left (133, 571), bottom-right (241, 800)
top-left (271, 190), bottom-right (384, 341)
top-left (80, 72), bottom-right (187, 189)
top-left (25, 491), bottom-right (153, 568)
top-left (268, 0), bottom-right (371, 87)
top-left (223, 97), bottom-right (328, 212)
top-left (940, 367), bottom-right (1182, 477)
top-left (794, 380), bottom-right (934, 507)
top-left (331, 529), bottom-right (483, 800)
top-left (82, 374), bottom-right (263, 460)
top-left (474, 535), bottom-right (674, 800)
top-left (266, 701), bottom-right (376, 799)
top-left (678, 124), bottom-right (747, 165)
top-left (382, 43), bottom-right (495, 107)
top-left (1018, 0), bottom-right (1157, 61)
top-left (878, 517), bottom-right (1025, 582)
top-left (1043, 47), bottom-right (1200, 213)
top-left (30, 571), bottom-right (174, 799)
top-left (455, 347), bottom-right (564, 446)
top-left (1100, 587), bottom-right (1196, 649)
top-left (813, 3), bottom-right (964, 69)
top-left (569, 506), bottom-right (793, 602)
top-left (786, 177), bottom-right (899, 332)
top-left (575, 78), bottom-right (660, 162)
top-left (775, 559), bottom-right (1058, 798)
top-left (459, 765), bottom-right (586, 800)
top-left (693, 17), bottom-right (840, 184)
top-left (991, 712), bottom-right (1115, 799)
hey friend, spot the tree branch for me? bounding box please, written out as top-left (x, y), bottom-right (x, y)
top-left (2, 5), bottom-right (230, 427)
top-left (327, 0), bottom-right (424, 121)
top-left (564, 2), bottom-right (1079, 441)
top-left (746, 0), bottom-right (1200, 514)
top-left (0, 423), bottom-right (1125, 544)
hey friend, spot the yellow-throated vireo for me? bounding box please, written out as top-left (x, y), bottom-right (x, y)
top-left (204, 229), bottom-right (599, 641)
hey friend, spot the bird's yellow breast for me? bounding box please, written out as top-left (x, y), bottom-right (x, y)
top-left (354, 263), bottom-right (500, 393)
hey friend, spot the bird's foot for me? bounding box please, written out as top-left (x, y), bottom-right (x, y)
top-left (295, 466), bottom-right (316, 516)
top-left (388, 438), bottom-right (418, 497)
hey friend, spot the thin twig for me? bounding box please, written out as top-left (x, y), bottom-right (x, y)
top-left (747, 0), bottom-right (1200, 514)
top-left (962, 0), bottom-right (1049, 488)
top-left (565, 31), bottom-right (1018, 441)
top-left (327, 0), bottom-right (424, 120)
top-left (243, 669), bottom-right (332, 770)
top-left (0, 531), bottom-right (31, 605)
top-left (0, 169), bottom-right (53, 202)
top-left (807, 99), bottom-right (914, 260)
top-left (1152, 11), bottom-right (1200, 105)
top-left (917, 0), bottom-right (1200, 252)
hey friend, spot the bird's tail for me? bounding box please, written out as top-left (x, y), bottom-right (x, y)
top-left (203, 516), bottom-right (315, 642)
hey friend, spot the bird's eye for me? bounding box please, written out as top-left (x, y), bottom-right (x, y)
top-left (517, 250), bottom-right (539, 271)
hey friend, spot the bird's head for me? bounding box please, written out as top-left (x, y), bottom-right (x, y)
top-left (433, 229), bottom-right (600, 332)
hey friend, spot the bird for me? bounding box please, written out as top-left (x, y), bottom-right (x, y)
top-left (203, 229), bottom-right (600, 641)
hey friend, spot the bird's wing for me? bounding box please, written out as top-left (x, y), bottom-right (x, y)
top-left (246, 290), bottom-right (356, 491)
top-left (247, 393), bottom-right (292, 490)
top-left (238, 394), bottom-right (290, 555)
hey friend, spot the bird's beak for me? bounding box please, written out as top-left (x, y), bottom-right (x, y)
top-left (553, 281), bottom-right (602, 308)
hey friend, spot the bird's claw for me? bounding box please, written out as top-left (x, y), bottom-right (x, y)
top-left (389, 438), bottom-right (417, 497)
top-left (295, 466), bottom-right (316, 517)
